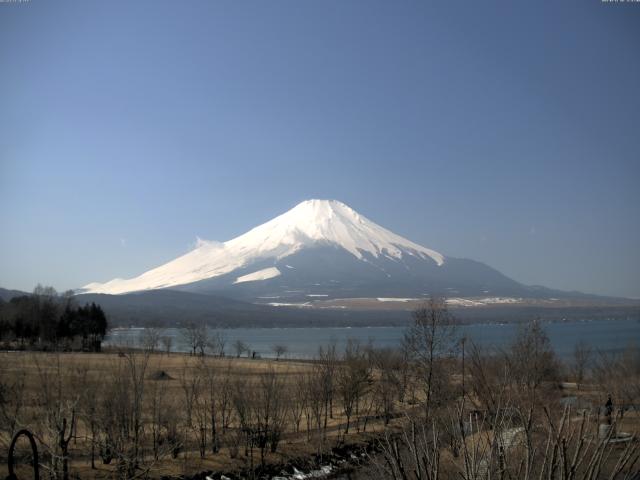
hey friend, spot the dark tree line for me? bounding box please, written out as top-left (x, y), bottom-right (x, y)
top-left (0, 285), bottom-right (107, 351)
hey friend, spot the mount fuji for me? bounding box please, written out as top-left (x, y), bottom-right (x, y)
top-left (81, 199), bottom-right (568, 303)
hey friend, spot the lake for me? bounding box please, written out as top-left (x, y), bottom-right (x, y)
top-left (104, 317), bottom-right (640, 360)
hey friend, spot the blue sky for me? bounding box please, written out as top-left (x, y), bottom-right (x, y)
top-left (1, 1), bottom-right (639, 297)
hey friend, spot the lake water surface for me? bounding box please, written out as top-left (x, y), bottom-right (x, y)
top-left (104, 317), bottom-right (640, 360)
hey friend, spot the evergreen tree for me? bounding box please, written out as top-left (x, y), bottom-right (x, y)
top-left (0, 287), bottom-right (108, 350)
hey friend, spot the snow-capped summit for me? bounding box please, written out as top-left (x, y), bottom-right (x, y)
top-left (225, 199), bottom-right (444, 265)
top-left (81, 199), bottom-right (445, 295)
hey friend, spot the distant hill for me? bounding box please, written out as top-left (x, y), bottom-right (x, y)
top-left (75, 289), bottom-right (413, 327)
top-left (0, 287), bottom-right (29, 302)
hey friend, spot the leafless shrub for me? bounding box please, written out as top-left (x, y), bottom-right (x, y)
top-left (373, 399), bottom-right (640, 480)
top-left (373, 416), bottom-right (440, 480)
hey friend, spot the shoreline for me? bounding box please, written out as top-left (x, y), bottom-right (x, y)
top-left (102, 317), bottom-right (640, 361)
top-left (107, 314), bottom-right (640, 331)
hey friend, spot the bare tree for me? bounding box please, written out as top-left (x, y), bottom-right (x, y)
top-left (182, 324), bottom-right (199, 356)
top-left (572, 340), bottom-right (592, 389)
top-left (304, 368), bottom-right (327, 454)
top-left (0, 355), bottom-right (27, 447)
top-left (208, 329), bottom-right (227, 357)
top-left (76, 365), bottom-right (102, 469)
top-left (254, 368), bottom-right (287, 461)
top-left (272, 344), bottom-right (287, 360)
top-left (467, 342), bottom-right (510, 419)
top-left (124, 352), bottom-right (150, 477)
top-left (98, 351), bottom-right (151, 479)
top-left (182, 323), bottom-right (208, 356)
top-left (32, 353), bottom-right (78, 480)
top-left (593, 343), bottom-right (640, 417)
top-left (233, 339), bottom-right (249, 358)
top-left (336, 340), bottom-right (371, 433)
top-left (178, 359), bottom-right (201, 461)
top-left (289, 373), bottom-right (309, 434)
top-left (218, 362), bottom-right (234, 433)
top-left (371, 348), bottom-right (401, 426)
top-left (404, 297), bottom-right (459, 419)
top-left (193, 363), bottom-right (209, 459)
top-left (149, 368), bottom-right (171, 461)
top-left (318, 342), bottom-right (337, 426)
top-left (231, 377), bottom-right (257, 468)
top-left (200, 357), bottom-right (221, 454)
top-left (508, 319), bottom-right (559, 407)
top-left (140, 327), bottom-right (163, 353)
top-left (160, 335), bottom-right (173, 355)
top-left (195, 325), bottom-right (208, 356)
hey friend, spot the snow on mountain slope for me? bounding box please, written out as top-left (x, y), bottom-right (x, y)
top-left (81, 199), bottom-right (444, 295)
top-left (234, 267), bottom-right (281, 284)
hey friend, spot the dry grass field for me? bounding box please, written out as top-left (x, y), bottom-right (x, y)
top-left (0, 349), bottom-right (413, 479)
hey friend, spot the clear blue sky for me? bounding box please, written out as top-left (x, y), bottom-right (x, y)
top-left (1, 1), bottom-right (639, 298)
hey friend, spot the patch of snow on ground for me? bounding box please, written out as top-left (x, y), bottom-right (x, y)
top-left (479, 297), bottom-right (522, 304)
top-left (447, 297), bottom-right (523, 307)
top-left (267, 302), bottom-right (312, 308)
top-left (377, 298), bottom-right (420, 302)
top-left (446, 298), bottom-right (485, 307)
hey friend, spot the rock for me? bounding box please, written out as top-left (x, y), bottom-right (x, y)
top-left (149, 369), bottom-right (174, 380)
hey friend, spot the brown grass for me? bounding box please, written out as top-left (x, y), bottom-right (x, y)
top-left (0, 351), bottom-right (408, 479)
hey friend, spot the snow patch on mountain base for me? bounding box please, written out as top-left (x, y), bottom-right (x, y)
top-left (234, 267), bottom-right (281, 284)
top-left (373, 297), bottom-right (525, 306)
top-left (446, 297), bottom-right (523, 307)
top-left (376, 298), bottom-right (420, 302)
